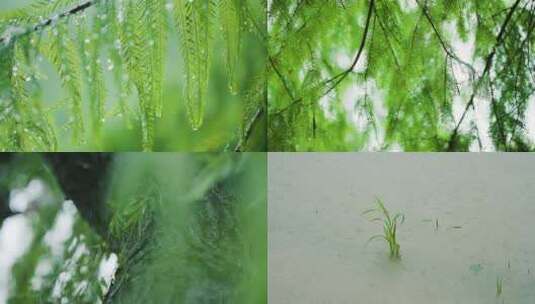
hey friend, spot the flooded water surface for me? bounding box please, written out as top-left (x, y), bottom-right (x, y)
top-left (269, 153), bottom-right (535, 304)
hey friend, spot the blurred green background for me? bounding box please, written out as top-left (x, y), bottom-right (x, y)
top-left (0, 152), bottom-right (266, 303)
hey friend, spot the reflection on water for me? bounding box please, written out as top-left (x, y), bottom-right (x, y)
top-left (269, 153), bottom-right (535, 304)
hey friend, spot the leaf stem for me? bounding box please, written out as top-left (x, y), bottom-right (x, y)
top-left (0, 0), bottom-right (97, 47)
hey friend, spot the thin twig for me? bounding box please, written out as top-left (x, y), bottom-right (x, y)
top-left (234, 107), bottom-right (264, 152)
top-left (321, 0), bottom-right (375, 97)
top-left (415, 0), bottom-right (476, 76)
top-left (269, 55), bottom-right (296, 101)
top-left (270, 0), bottom-right (375, 117)
top-left (0, 0), bottom-right (96, 46)
top-left (374, 4), bottom-right (401, 70)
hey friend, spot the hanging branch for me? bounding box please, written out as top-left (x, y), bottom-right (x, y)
top-left (321, 0), bottom-right (375, 97)
top-left (271, 0), bottom-right (375, 117)
top-left (415, 0), bottom-right (476, 76)
top-left (447, 0), bottom-right (522, 151)
top-left (374, 5), bottom-right (401, 70)
top-left (0, 0), bottom-right (96, 47)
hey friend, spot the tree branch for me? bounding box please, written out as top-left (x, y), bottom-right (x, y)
top-left (1, 155), bottom-right (20, 223)
top-left (0, 188), bottom-right (16, 223)
top-left (447, 0), bottom-right (523, 151)
top-left (269, 55), bottom-right (305, 116)
top-left (234, 107), bottom-right (265, 152)
top-left (374, 5), bottom-right (401, 70)
top-left (322, 0), bottom-right (375, 97)
top-left (415, 0), bottom-right (476, 76)
top-left (269, 55), bottom-right (296, 101)
top-left (43, 153), bottom-right (113, 238)
top-left (270, 0), bottom-right (375, 117)
top-left (0, 153), bottom-right (112, 238)
top-left (0, 0), bottom-right (96, 47)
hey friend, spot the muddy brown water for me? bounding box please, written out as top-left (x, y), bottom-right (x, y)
top-left (269, 153), bottom-right (535, 304)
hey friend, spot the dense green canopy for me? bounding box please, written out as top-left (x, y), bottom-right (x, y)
top-left (268, 0), bottom-right (535, 151)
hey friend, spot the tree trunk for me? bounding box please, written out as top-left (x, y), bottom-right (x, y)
top-left (43, 153), bottom-right (112, 238)
top-left (0, 153), bottom-right (112, 238)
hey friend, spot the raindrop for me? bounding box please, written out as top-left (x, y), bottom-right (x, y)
top-left (228, 84), bottom-right (238, 95)
top-left (107, 59), bottom-right (114, 71)
top-left (117, 11), bottom-right (125, 24)
top-left (50, 14), bottom-right (59, 26)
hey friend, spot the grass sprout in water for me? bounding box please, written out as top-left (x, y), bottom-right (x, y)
top-left (363, 199), bottom-right (405, 259)
top-left (496, 276), bottom-right (503, 297)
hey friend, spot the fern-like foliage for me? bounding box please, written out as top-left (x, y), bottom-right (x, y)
top-left (220, 0), bottom-right (242, 94)
top-left (0, 0), bottom-right (265, 151)
top-left (1, 38), bottom-right (57, 151)
top-left (174, 0), bottom-right (218, 130)
top-left (44, 21), bottom-right (84, 142)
